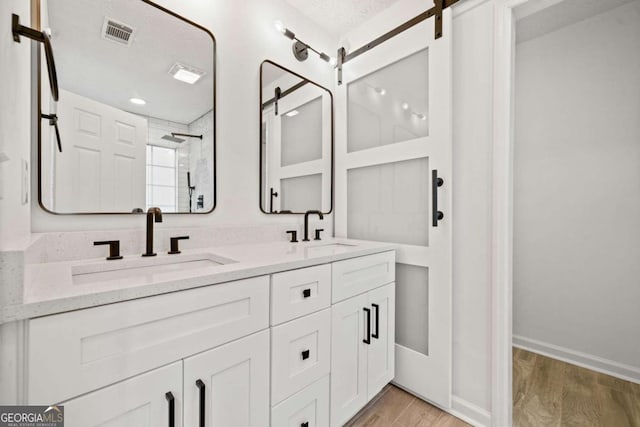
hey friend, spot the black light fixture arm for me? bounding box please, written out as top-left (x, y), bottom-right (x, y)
top-left (275, 21), bottom-right (334, 65)
top-left (12, 13), bottom-right (59, 102)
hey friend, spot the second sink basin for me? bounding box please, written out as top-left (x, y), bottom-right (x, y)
top-left (72, 253), bottom-right (237, 285)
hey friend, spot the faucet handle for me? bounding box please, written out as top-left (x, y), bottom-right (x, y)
top-left (286, 230), bottom-right (298, 243)
top-left (94, 240), bottom-right (123, 260)
top-left (314, 229), bottom-right (324, 241)
top-left (168, 236), bottom-right (189, 255)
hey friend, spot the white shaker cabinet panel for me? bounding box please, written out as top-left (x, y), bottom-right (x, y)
top-left (28, 276), bottom-right (269, 404)
top-left (367, 283), bottom-right (395, 400)
top-left (61, 361), bottom-right (182, 427)
top-left (271, 264), bottom-right (332, 326)
top-left (332, 251), bottom-right (395, 303)
top-left (271, 376), bottom-right (330, 427)
top-left (330, 293), bottom-right (369, 427)
top-left (183, 330), bottom-right (270, 427)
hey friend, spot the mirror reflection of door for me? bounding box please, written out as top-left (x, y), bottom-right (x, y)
top-left (38, 0), bottom-right (215, 214)
top-left (260, 61), bottom-right (333, 214)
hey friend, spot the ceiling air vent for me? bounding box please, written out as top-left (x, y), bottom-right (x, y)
top-left (101, 17), bottom-right (135, 46)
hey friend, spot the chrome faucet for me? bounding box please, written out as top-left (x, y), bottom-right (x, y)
top-left (303, 210), bottom-right (324, 242)
top-left (142, 207), bottom-right (163, 257)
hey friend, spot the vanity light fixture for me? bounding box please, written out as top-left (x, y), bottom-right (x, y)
top-left (274, 20), bottom-right (335, 65)
top-left (129, 97), bottom-right (146, 105)
top-left (169, 62), bottom-right (206, 84)
top-left (285, 110), bottom-right (299, 117)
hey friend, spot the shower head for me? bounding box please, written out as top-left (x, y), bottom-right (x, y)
top-left (161, 134), bottom-right (185, 143)
top-left (171, 132), bottom-right (203, 140)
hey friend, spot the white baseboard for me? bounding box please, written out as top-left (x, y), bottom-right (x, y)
top-left (450, 396), bottom-right (492, 427)
top-left (513, 335), bottom-right (640, 384)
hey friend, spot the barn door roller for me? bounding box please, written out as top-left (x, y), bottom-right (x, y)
top-left (336, 0), bottom-right (459, 85)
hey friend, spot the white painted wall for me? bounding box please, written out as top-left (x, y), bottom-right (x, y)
top-left (29, 0), bottom-right (337, 233)
top-left (338, 0), bottom-right (496, 423)
top-left (514, 1), bottom-right (640, 377)
top-left (0, 0), bottom-right (31, 249)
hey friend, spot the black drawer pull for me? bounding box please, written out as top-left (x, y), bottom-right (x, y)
top-left (301, 422), bottom-right (309, 427)
top-left (165, 391), bottom-right (175, 427)
top-left (196, 379), bottom-right (205, 427)
top-left (372, 303), bottom-right (380, 339)
top-left (301, 349), bottom-right (310, 360)
top-left (302, 288), bottom-right (311, 298)
top-left (363, 307), bottom-right (371, 344)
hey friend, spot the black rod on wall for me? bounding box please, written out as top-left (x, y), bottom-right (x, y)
top-left (336, 0), bottom-right (460, 84)
top-left (262, 80), bottom-right (310, 109)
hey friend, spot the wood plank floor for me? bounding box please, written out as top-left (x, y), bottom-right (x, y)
top-left (348, 349), bottom-right (640, 426)
top-left (513, 348), bottom-right (640, 427)
top-left (345, 385), bottom-right (471, 427)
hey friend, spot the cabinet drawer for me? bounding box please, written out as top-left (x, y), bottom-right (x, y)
top-left (271, 309), bottom-right (331, 405)
top-left (60, 362), bottom-right (182, 427)
top-left (332, 251), bottom-right (395, 303)
top-left (272, 376), bottom-right (330, 427)
top-left (28, 276), bottom-right (269, 404)
top-left (271, 264), bottom-right (331, 326)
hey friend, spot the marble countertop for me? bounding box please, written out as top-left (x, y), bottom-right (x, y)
top-left (2, 238), bottom-right (395, 323)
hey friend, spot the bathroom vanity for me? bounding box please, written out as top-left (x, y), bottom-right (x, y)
top-left (1, 237), bottom-right (395, 427)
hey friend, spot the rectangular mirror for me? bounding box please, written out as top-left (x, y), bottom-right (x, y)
top-left (260, 60), bottom-right (333, 214)
top-left (38, 0), bottom-right (215, 214)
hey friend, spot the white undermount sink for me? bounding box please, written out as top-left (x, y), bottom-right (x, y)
top-left (71, 253), bottom-right (237, 285)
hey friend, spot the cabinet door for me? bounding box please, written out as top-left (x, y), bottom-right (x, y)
top-left (183, 330), bottom-right (269, 427)
top-left (367, 283), bottom-right (396, 400)
top-left (62, 362), bottom-right (181, 427)
top-left (330, 293), bottom-right (368, 427)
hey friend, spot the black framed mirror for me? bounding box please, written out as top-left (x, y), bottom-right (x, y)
top-left (37, 0), bottom-right (216, 214)
top-left (259, 60), bottom-right (334, 214)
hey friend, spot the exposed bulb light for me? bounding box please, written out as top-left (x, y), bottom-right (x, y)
top-left (401, 102), bottom-right (410, 110)
top-left (285, 110), bottom-right (299, 117)
top-left (129, 97), bottom-right (146, 105)
top-left (329, 56), bottom-right (337, 66)
top-left (274, 19), bottom-right (295, 39)
top-left (412, 112), bottom-right (427, 121)
top-left (374, 87), bottom-right (386, 96)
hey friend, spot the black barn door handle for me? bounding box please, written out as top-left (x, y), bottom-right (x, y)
top-left (432, 169), bottom-right (444, 226)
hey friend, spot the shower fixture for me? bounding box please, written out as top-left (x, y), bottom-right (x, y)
top-left (172, 133), bottom-right (203, 140)
top-left (159, 133), bottom-right (203, 143)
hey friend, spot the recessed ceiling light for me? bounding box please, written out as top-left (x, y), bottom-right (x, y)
top-left (129, 97), bottom-right (146, 105)
top-left (285, 110), bottom-right (299, 117)
top-left (169, 62), bottom-right (206, 84)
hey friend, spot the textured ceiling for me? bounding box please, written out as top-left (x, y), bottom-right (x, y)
top-left (284, 0), bottom-right (402, 37)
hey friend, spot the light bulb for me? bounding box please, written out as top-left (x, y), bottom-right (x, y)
top-left (401, 102), bottom-right (409, 110)
top-left (329, 57), bottom-right (337, 66)
top-left (129, 98), bottom-right (146, 105)
top-left (274, 20), bottom-right (285, 34)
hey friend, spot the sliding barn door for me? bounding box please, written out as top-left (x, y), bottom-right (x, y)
top-left (335, 9), bottom-right (453, 408)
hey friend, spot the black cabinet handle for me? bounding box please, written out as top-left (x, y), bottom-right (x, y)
top-left (301, 349), bottom-right (310, 360)
top-left (286, 230), bottom-right (298, 243)
top-left (363, 307), bottom-right (371, 345)
top-left (302, 288), bottom-right (311, 298)
top-left (372, 303), bottom-right (380, 339)
top-left (432, 170), bottom-right (444, 226)
top-left (301, 422), bottom-right (309, 427)
top-left (168, 236), bottom-right (189, 255)
top-left (196, 379), bottom-right (205, 427)
top-left (94, 240), bottom-right (123, 260)
top-left (165, 391), bottom-right (175, 427)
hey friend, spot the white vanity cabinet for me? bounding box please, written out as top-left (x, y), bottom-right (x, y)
top-left (18, 248), bottom-right (396, 427)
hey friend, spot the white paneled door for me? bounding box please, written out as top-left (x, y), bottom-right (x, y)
top-left (55, 89), bottom-right (147, 212)
top-left (335, 10), bottom-right (453, 408)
